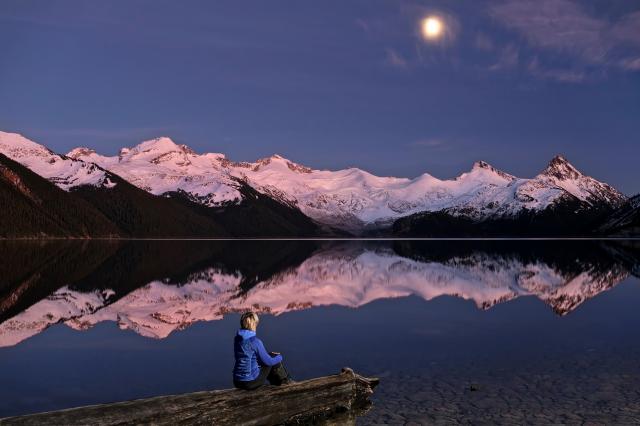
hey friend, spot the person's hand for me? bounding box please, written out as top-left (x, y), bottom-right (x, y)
top-left (271, 352), bottom-right (281, 355)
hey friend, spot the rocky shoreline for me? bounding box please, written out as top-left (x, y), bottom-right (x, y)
top-left (360, 350), bottom-right (640, 425)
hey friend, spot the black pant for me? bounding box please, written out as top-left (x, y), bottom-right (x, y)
top-left (234, 362), bottom-right (290, 390)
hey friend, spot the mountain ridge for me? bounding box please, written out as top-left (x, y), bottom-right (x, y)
top-left (62, 133), bottom-right (626, 229)
top-left (0, 130), bottom-right (633, 237)
top-left (0, 132), bottom-right (322, 238)
top-left (63, 133), bottom-right (627, 233)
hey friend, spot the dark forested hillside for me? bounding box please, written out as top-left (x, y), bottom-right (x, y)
top-left (596, 195), bottom-right (640, 237)
top-left (70, 173), bottom-right (229, 238)
top-left (0, 154), bottom-right (120, 238)
top-left (1, 155), bottom-right (322, 238)
top-left (391, 197), bottom-right (615, 237)
top-left (167, 179), bottom-right (321, 237)
top-left (71, 175), bottom-right (322, 237)
top-left (6, 147), bottom-right (633, 239)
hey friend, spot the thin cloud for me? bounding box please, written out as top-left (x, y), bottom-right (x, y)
top-left (489, 44), bottom-right (519, 71)
top-left (475, 33), bottom-right (495, 52)
top-left (385, 48), bottom-right (409, 68)
top-left (620, 57), bottom-right (640, 71)
top-left (528, 58), bottom-right (586, 83)
top-left (490, 0), bottom-right (606, 63)
top-left (610, 11), bottom-right (640, 47)
top-left (489, 0), bottom-right (640, 81)
top-left (355, 18), bottom-right (371, 34)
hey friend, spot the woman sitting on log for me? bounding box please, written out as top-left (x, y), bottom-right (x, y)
top-left (233, 311), bottom-right (293, 390)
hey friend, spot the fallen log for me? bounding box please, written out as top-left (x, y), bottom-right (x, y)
top-left (1, 368), bottom-right (379, 426)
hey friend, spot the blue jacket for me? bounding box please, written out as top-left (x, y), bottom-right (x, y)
top-left (233, 329), bottom-right (283, 382)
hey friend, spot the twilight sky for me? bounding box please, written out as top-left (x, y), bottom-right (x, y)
top-left (1, 0), bottom-right (639, 194)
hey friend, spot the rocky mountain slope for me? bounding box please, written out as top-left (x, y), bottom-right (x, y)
top-left (597, 195), bottom-right (640, 236)
top-left (0, 130), bottom-right (630, 236)
top-left (0, 132), bottom-right (320, 237)
top-left (392, 156), bottom-right (628, 236)
top-left (0, 154), bottom-right (120, 238)
top-left (0, 132), bottom-right (115, 190)
top-left (66, 134), bottom-right (626, 233)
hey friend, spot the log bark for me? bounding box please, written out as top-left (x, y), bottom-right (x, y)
top-left (1, 368), bottom-right (379, 426)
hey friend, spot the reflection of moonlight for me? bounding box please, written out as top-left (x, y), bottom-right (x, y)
top-left (422, 16), bottom-right (443, 40)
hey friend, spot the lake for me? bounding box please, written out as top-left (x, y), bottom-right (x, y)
top-left (1, 239), bottom-right (639, 424)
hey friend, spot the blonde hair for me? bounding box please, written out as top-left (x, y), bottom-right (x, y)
top-left (240, 312), bottom-right (259, 330)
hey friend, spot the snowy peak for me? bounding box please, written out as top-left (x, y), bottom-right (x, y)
top-left (67, 147), bottom-right (96, 159)
top-left (0, 131), bottom-right (54, 158)
top-left (250, 154), bottom-right (313, 174)
top-left (536, 155), bottom-right (626, 207)
top-left (472, 160), bottom-right (492, 170)
top-left (0, 131), bottom-right (113, 191)
top-left (542, 155), bottom-right (582, 180)
top-left (470, 160), bottom-right (516, 181)
top-left (1, 130), bottom-right (629, 231)
top-left (67, 136), bottom-right (242, 205)
top-left (118, 137), bottom-right (195, 163)
top-left (134, 136), bottom-right (182, 152)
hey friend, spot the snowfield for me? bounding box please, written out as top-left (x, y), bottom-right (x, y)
top-left (67, 136), bottom-right (627, 230)
top-left (0, 130), bottom-right (627, 231)
top-left (0, 131), bottom-right (114, 190)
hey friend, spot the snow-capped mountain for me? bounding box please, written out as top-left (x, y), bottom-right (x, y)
top-left (0, 244), bottom-right (630, 347)
top-left (68, 137), bottom-right (240, 206)
top-left (0, 130), bottom-right (627, 234)
top-left (0, 131), bottom-right (117, 190)
top-left (65, 134), bottom-right (626, 231)
top-left (0, 131), bottom-right (320, 238)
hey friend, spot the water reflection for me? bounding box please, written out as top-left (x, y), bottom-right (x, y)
top-left (1, 240), bottom-right (639, 347)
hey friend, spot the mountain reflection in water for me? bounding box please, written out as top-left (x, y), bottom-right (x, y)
top-left (1, 240), bottom-right (639, 347)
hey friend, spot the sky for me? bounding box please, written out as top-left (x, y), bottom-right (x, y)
top-left (1, 0), bottom-right (639, 194)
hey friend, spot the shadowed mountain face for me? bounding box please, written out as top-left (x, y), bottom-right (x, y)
top-left (597, 195), bottom-right (640, 237)
top-left (0, 152), bottom-right (319, 238)
top-left (0, 240), bottom-right (638, 347)
top-left (0, 154), bottom-right (121, 238)
top-left (1, 131), bottom-right (632, 237)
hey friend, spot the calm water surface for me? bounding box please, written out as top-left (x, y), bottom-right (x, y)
top-left (1, 240), bottom-right (639, 424)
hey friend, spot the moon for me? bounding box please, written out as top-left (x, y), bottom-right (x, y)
top-left (422, 16), bottom-right (443, 40)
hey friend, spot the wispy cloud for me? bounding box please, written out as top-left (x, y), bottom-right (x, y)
top-left (527, 57), bottom-right (586, 83)
top-left (489, 0), bottom-right (640, 81)
top-left (385, 48), bottom-right (409, 68)
top-left (610, 11), bottom-right (640, 47)
top-left (475, 33), bottom-right (495, 52)
top-left (489, 44), bottom-right (519, 71)
top-left (620, 57), bottom-right (640, 71)
top-left (490, 0), bottom-right (606, 62)
top-left (355, 18), bottom-right (371, 34)
top-left (356, 5), bottom-right (462, 70)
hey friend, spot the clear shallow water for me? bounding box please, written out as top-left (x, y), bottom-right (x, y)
top-left (0, 240), bottom-right (639, 423)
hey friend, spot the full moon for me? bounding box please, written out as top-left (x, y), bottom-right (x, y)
top-left (422, 16), bottom-right (443, 40)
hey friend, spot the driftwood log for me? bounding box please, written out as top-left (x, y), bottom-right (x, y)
top-left (1, 368), bottom-right (379, 426)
